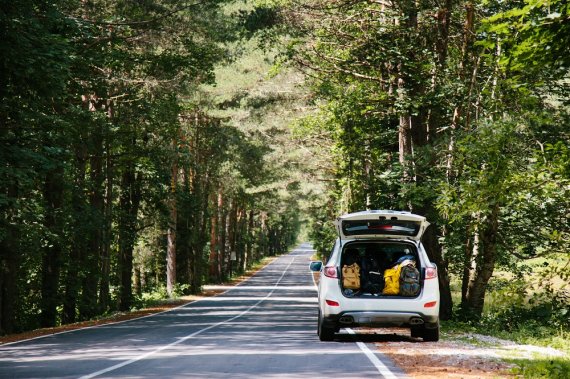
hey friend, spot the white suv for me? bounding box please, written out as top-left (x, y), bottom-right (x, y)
top-left (310, 210), bottom-right (440, 342)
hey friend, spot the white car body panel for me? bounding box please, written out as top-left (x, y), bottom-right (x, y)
top-left (314, 210), bottom-right (440, 341)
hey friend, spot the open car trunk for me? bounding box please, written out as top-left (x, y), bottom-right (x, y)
top-left (335, 210), bottom-right (429, 241)
top-left (340, 241), bottom-right (422, 298)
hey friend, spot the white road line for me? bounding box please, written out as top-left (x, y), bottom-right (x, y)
top-left (79, 257), bottom-right (296, 379)
top-left (1, 251), bottom-right (284, 348)
top-left (346, 328), bottom-right (399, 379)
top-left (310, 252), bottom-right (400, 378)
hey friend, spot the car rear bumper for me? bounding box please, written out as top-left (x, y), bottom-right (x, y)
top-left (323, 311), bottom-right (438, 328)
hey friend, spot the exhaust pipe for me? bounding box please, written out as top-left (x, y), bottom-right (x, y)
top-left (409, 317), bottom-right (424, 325)
top-left (339, 316), bottom-right (354, 324)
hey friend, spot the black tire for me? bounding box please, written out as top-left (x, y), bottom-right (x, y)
top-left (318, 310), bottom-right (335, 341)
top-left (410, 326), bottom-right (422, 338)
top-left (422, 324), bottom-right (440, 342)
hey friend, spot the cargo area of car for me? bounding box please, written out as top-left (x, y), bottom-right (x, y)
top-left (340, 241), bottom-right (422, 298)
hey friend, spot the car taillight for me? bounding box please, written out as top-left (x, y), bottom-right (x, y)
top-left (326, 299), bottom-right (340, 307)
top-left (323, 266), bottom-right (338, 278)
top-left (424, 301), bottom-right (437, 308)
top-left (425, 267), bottom-right (437, 279)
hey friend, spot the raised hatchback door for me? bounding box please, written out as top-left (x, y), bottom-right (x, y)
top-left (335, 210), bottom-right (429, 241)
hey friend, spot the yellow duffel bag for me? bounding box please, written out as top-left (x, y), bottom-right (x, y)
top-left (383, 264), bottom-right (402, 295)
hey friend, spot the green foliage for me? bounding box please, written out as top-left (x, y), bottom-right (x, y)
top-left (444, 251), bottom-right (569, 355)
top-left (239, 4), bottom-right (281, 38)
top-left (509, 357), bottom-right (570, 379)
top-left (444, 301), bottom-right (570, 378)
top-left (307, 206), bottom-right (337, 260)
top-left (0, 0), bottom-right (308, 334)
top-left (483, 284), bottom-right (569, 334)
top-left (2, 0), bottom-right (568, 337)
top-left (284, 0), bottom-right (570, 321)
top-left (133, 284), bottom-right (190, 310)
top-left (483, 0), bottom-right (570, 85)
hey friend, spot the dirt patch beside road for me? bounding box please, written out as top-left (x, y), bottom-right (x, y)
top-left (367, 327), bottom-right (567, 378)
top-left (353, 327), bottom-right (515, 378)
top-left (379, 338), bottom-right (515, 378)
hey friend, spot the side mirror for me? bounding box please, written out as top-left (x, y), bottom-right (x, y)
top-left (309, 261), bottom-right (323, 272)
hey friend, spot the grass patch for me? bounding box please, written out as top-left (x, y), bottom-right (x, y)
top-left (508, 357), bottom-right (570, 379)
top-left (442, 251), bottom-right (570, 377)
top-left (442, 319), bottom-right (570, 352)
top-left (442, 320), bottom-right (570, 378)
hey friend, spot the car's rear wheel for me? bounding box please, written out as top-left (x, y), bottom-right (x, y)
top-left (422, 323), bottom-right (439, 342)
top-left (318, 310), bottom-right (335, 341)
top-left (410, 326), bottom-right (422, 338)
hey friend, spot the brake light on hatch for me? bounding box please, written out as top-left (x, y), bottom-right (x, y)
top-left (370, 225), bottom-right (392, 230)
top-left (425, 267), bottom-right (437, 279)
top-left (323, 266), bottom-right (338, 278)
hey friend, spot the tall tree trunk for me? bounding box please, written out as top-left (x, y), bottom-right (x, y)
top-left (448, 3), bottom-right (476, 180)
top-left (411, 116), bottom-right (454, 319)
top-left (435, 1), bottom-right (451, 68)
top-left (81, 119), bottom-right (104, 319)
top-left (64, 231), bottom-right (82, 322)
top-left (228, 200), bottom-right (238, 275)
top-left (0, 183), bottom-right (19, 334)
top-left (166, 147), bottom-right (177, 298)
top-left (461, 219), bottom-right (476, 304)
top-left (218, 192), bottom-right (226, 280)
top-left (462, 206), bottom-right (499, 317)
top-left (397, 1), bottom-right (418, 182)
top-left (193, 186), bottom-right (209, 293)
top-left (245, 209), bottom-right (254, 271)
top-left (209, 192), bottom-right (218, 281)
top-left (398, 84), bottom-right (413, 182)
top-left (166, 216), bottom-right (177, 298)
top-left (98, 135), bottom-right (113, 313)
top-left (260, 212), bottom-right (268, 258)
top-left (178, 166), bottom-right (191, 287)
top-left (40, 166), bottom-right (64, 327)
top-left (63, 138), bottom-right (88, 324)
top-left (118, 159), bottom-right (142, 312)
top-left (133, 266), bottom-right (142, 296)
top-left (0, 233), bottom-right (18, 335)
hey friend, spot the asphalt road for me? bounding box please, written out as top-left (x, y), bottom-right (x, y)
top-left (0, 243), bottom-right (407, 378)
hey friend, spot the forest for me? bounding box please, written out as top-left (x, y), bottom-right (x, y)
top-left (1, 0), bottom-right (569, 348)
top-left (0, 0), bottom-right (309, 334)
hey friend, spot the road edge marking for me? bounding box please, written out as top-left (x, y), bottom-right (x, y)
top-left (346, 328), bottom-right (400, 379)
top-left (307, 247), bottom-right (401, 379)
top-left (79, 256), bottom-right (297, 379)
top-left (0, 250), bottom-right (289, 347)
top-left (309, 246), bottom-right (398, 379)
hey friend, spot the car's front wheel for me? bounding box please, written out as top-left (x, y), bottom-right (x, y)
top-left (318, 310), bottom-right (335, 341)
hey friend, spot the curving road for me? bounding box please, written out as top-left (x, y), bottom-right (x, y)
top-left (0, 243), bottom-right (407, 378)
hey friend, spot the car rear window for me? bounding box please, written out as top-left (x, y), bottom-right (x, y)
top-left (342, 219), bottom-right (421, 237)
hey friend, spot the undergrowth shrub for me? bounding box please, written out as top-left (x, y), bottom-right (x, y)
top-left (510, 357), bottom-right (570, 379)
top-left (483, 283), bottom-right (569, 334)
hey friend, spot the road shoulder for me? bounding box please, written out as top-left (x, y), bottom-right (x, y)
top-left (0, 256), bottom-right (278, 345)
